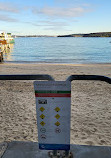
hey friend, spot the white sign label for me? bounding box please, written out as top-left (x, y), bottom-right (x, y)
top-left (34, 81), bottom-right (71, 150)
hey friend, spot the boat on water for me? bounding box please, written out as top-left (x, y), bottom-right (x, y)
top-left (0, 32), bottom-right (15, 44)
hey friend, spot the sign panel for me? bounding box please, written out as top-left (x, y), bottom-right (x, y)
top-left (34, 81), bottom-right (71, 150)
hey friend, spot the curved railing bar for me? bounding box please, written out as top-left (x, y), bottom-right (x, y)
top-left (0, 75), bottom-right (111, 84)
top-left (0, 74), bottom-right (55, 81)
top-left (66, 75), bottom-right (111, 84)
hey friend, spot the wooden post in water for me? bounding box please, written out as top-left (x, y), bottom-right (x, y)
top-left (0, 50), bottom-right (3, 62)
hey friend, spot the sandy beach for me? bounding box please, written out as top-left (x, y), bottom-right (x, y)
top-left (0, 63), bottom-right (111, 146)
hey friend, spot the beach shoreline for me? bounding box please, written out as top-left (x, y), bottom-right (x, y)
top-left (1, 62), bottom-right (111, 65)
top-left (0, 63), bottom-right (111, 146)
top-left (0, 62), bottom-right (111, 79)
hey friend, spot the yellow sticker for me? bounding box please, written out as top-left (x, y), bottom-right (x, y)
top-left (40, 121), bottom-right (45, 126)
top-left (40, 107), bottom-right (45, 112)
top-left (55, 107), bottom-right (60, 112)
top-left (55, 114), bottom-right (60, 119)
top-left (40, 114), bottom-right (45, 119)
top-left (55, 121), bottom-right (60, 126)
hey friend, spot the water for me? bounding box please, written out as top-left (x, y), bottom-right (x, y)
top-left (4, 37), bottom-right (111, 64)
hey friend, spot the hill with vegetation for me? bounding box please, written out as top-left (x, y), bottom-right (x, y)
top-left (58, 32), bottom-right (111, 37)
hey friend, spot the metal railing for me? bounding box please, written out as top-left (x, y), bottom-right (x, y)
top-left (66, 75), bottom-right (111, 84)
top-left (0, 74), bottom-right (111, 84)
top-left (0, 74), bottom-right (55, 81)
top-left (0, 74), bottom-right (111, 158)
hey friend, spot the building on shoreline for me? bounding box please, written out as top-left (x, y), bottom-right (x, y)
top-left (0, 32), bottom-right (15, 44)
top-left (0, 32), bottom-right (14, 62)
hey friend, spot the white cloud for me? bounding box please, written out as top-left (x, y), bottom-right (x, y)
top-left (0, 2), bottom-right (20, 22)
top-left (0, 14), bottom-right (18, 22)
top-left (44, 26), bottom-right (71, 31)
top-left (32, 6), bottom-right (90, 18)
top-left (29, 21), bottom-right (69, 26)
top-left (0, 2), bottom-right (19, 13)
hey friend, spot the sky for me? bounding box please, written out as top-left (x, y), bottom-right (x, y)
top-left (0, 0), bottom-right (111, 35)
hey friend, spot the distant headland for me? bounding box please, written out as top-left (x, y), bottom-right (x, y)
top-left (13, 35), bottom-right (55, 38)
top-left (57, 32), bottom-right (111, 37)
top-left (13, 32), bottom-right (111, 38)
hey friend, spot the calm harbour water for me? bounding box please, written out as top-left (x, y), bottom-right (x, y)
top-left (4, 37), bottom-right (111, 64)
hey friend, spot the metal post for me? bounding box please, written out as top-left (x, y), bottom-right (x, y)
top-left (63, 150), bottom-right (73, 158)
top-left (48, 150), bottom-right (61, 158)
top-left (53, 150), bottom-right (57, 156)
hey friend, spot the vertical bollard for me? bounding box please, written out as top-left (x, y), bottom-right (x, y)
top-left (0, 51), bottom-right (3, 62)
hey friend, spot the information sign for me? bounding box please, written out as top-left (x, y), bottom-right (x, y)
top-left (34, 81), bottom-right (71, 150)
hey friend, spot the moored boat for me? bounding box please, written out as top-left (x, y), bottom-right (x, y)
top-left (0, 32), bottom-right (15, 44)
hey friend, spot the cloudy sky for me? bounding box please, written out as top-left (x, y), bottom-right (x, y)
top-left (0, 0), bottom-right (111, 35)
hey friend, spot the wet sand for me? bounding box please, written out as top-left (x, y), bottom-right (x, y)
top-left (0, 63), bottom-right (111, 146)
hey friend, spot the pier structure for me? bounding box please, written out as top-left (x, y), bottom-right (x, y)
top-left (0, 48), bottom-right (3, 62)
top-left (0, 43), bottom-right (14, 62)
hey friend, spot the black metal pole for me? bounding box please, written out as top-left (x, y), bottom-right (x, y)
top-left (66, 75), bottom-right (111, 84)
top-left (0, 74), bottom-right (55, 81)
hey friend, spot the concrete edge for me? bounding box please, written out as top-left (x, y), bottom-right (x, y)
top-left (0, 142), bottom-right (8, 158)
